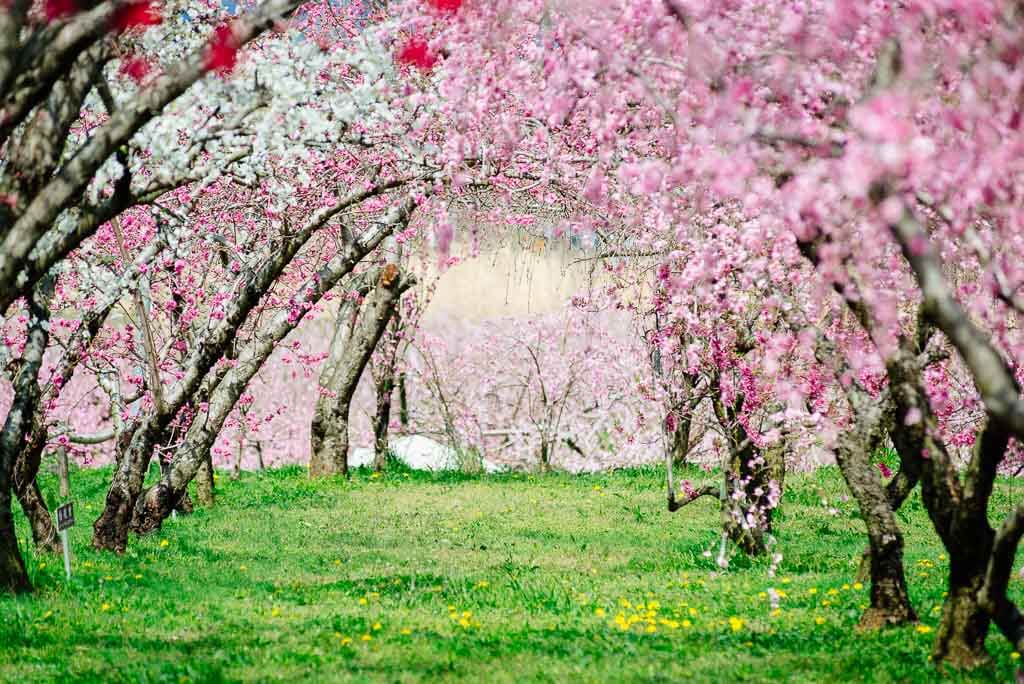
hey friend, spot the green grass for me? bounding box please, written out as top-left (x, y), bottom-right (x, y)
top-left (2, 463), bottom-right (1022, 682)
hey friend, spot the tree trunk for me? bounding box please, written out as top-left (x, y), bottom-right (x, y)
top-left (0, 486), bottom-right (29, 593)
top-left (711, 382), bottom-right (785, 557)
top-left (721, 443), bottom-right (784, 556)
top-left (934, 570), bottom-right (992, 668)
top-left (12, 424), bottom-right (58, 553)
top-left (0, 278), bottom-right (54, 590)
top-left (311, 265), bottom-right (409, 478)
top-left (669, 411), bottom-right (692, 468)
top-left (372, 372), bottom-right (393, 471)
top-left (92, 423), bottom-right (160, 552)
top-left (398, 371), bottom-right (409, 428)
top-left (195, 452), bottom-right (215, 507)
top-left (539, 439), bottom-right (551, 473)
top-left (15, 478), bottom-right (58, 553)
top-left (835, 433), bottom-right (916, 628)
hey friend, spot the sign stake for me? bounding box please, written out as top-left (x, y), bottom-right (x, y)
top-left (61, 529), bottom-right (71, 580)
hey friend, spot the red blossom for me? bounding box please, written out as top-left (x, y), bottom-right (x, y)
top-left (44, 0), bottom-right (78, 22)
top-left (876, 462), bottom-right (892, 479)
top-left (110, 0), bottom-right (162, 33)
top-left (397, 37), bottom-right (436, 71)
top-left (426, 0), bottom-right (462, 11)
top-left (205, 24), bottom-right (240, 74)
top-left (119, 55), bottom-right (153, 83)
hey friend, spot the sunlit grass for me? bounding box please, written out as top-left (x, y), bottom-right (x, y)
top-left (2, 463), bottom-right (1021, 682)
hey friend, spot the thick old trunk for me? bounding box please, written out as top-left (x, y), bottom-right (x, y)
top-left (310, 265), bottom-right (410, 478)
top-left (0, 279), bottom-right (53, 590)
top-left (836, 435), bottom-right (916, 628)
top-left (14, 476), bottom-right (59, 554)
top-left (310, 407), bottom-right (352, 477)
top-left (92, 424), bottom-right (159, 552)
top-left (721, 444), bottom-right (784, 556)
top-left (12, 428), bottom-right (58, 553)
top-left (195, 452), bottom-right (215, 507)
top-left (0, 486), bottom-right (29, 593)
top-left (934, 570), bottom-right (992, 668)
top-left (711, 384), bottom-right (785, 557)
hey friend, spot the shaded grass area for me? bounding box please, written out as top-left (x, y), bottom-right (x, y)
top-left (2, 463), bottom-right (1023, 682)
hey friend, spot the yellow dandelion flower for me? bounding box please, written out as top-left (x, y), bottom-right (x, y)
top-left (400, 628), bottom-right (412, 635)
top-left (358, 598), bottom-right (368, 606)
top-left (841, 584), bottom-right (850, 590)
top-left (807, 588), bottom-right (818, 595)
top-left (271, 607), bottom-right (281, 617)
top-left (770, 609), bottom-right (782, 617)
top-left (688, 607), bottom-right (698, 617)
top-left (360, 634), bottom-right (372, 641)
top-left (682, 619), bottom-right (692, 629)
top-left (645, 625), bottom-right (657, 633)
top-left (1012, 652), bottom-right (1020, 660)
top-left (372, 622), bottom-right (382, 631)
top-left (916, 625), bottom-right (933, 634)
top-left (101, 603), bottom-right (111, 612)
top-left (159, 539), bottom-right (169, 548)
top-left (728, 617), bottom-right (744, 632)
top-left (853, 582), bottom-right (864, 590)
top-left (595, 608), bottom-right (606, 617)
top-left (814, 616), bottom-right (825, 625)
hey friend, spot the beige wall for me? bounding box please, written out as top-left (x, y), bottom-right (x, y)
top-left (422, 241), bottom-right (608, 322)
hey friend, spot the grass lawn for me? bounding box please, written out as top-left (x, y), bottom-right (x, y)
top-left (2, 462), bottom-right (1022, 682)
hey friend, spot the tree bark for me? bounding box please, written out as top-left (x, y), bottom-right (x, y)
top-left (12, 437), bottom-right (58, 553)
top-left (0, 279), bottom-right (52, 592)
top-left (710, 381), bottom-right (785, 557)
top-left (372, 370), bottom-right (393, 471)
top-left (835, 415), bottom-right (917, 629)
top-left (195, 452), bottom-right (215, 507)
top-left (311, 265), bottom-right (412, 477)
top-left (721, 442), bottom-right (785, 556)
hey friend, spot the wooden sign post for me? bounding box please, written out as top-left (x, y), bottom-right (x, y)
top-left (55, 502), bottom-right (74, 580)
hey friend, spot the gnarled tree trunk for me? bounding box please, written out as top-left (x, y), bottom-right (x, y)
top-left (195, 453), bottom-right (215, 507)
top-left (13, 436), bottom-right (58, 553)
top-left (0, 279), bottom-right (53, 591)
top-left (834, 407), bottom-right (916, 629)
top-left (311, 265), bottom-right (412, 477)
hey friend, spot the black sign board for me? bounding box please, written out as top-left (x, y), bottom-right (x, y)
top-left (56, 502), bottom-right (75, 531)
